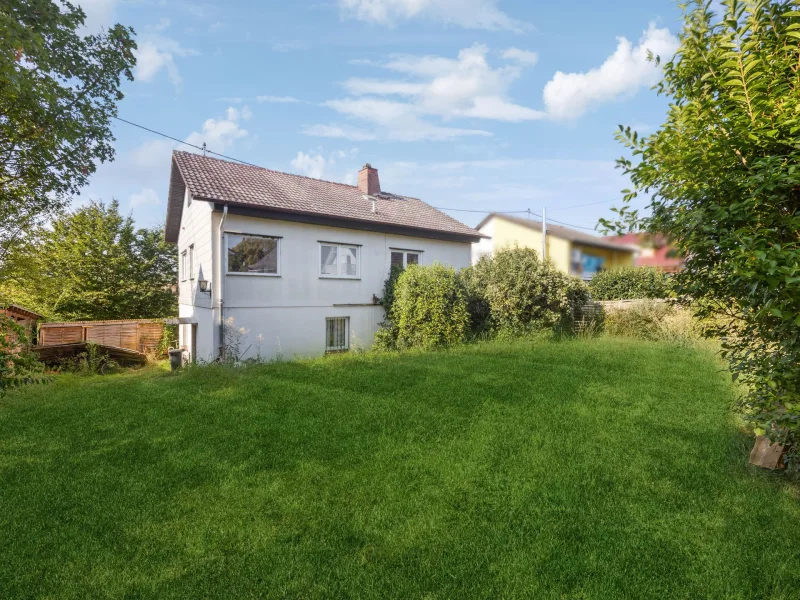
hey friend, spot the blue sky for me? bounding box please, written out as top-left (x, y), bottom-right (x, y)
top-left (80, 0), bottom-right (685, 232)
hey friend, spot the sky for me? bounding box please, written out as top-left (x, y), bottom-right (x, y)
top-left (78, 0), bottom-right (687, 233)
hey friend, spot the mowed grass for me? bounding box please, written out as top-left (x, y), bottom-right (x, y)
top-left (1, 338), bottom-right (799, 599)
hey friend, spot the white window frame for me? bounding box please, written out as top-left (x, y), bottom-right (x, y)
top-left (189, 244), bottom-right (195, 280)
top-left (389, 248), bottom-right (423, 269)
top-left (225, 232), bottom-right (281, 277)
top-left (325, 317), bottom-right (350, 352)
top-left (180, 250), bottom-right (188, 281)
top-left (319, 242), bottom-right (361, 280)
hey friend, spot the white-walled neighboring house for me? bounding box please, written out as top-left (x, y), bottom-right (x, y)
top-left (165, 151), bottom-right (483, 362)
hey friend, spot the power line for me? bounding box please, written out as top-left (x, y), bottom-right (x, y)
top-left (111, 116), bottom-right (260, 167)
top-left (546, 216), bottom-right (599, 231)
top-left (433, 207), bottom-right (529, 214)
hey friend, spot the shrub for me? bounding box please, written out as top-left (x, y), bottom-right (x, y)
top-left (391, 263), bottom-right (468, 350)
top-left (483, 246), bottom-right (589, 334)
top-left (380, 265), bottom-right (404, 318)
top-left (459, 256), bottom-right (493, 334)
top-left (0, 315), bottom-right (48, 395)
top-left (588, 267), bottom-right (671, 300)
top-left (603, 300), bottom-right (698, 344)
top-left (58, 342), bottom-right (120, 375)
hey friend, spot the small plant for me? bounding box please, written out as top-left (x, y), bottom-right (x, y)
top-left (221, 317), bottom-right (251, 363)
top-left (59, 343), bottom-right (120, 375)
top-left (603, 300), bottom-right (698, 345)
top-left (588, 267), bottom-right (671, 301)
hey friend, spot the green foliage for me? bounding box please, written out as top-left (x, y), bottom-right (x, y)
top-left (459, 255), bottom-right (493, 333)
top-left (601, 0), bottom-right (800, 445)
top-left (380, 265), bottom-right (405, 318)
top-left (0, 314), bottom-right (48, 395)
top-left (603, 301), bottom-right (699, 345)
top-left (1, 200), bottom-right (177, 320)
top-left (58, 342), bottom-right (119, 375)
top-left (479, 246), bottom-right (589, 334)
top-left (588, 267), bottom-right (671, 300)
top-left (0, 0), bottom-right (136, 277)
top-left (391, 263), bottom-right (469, 350)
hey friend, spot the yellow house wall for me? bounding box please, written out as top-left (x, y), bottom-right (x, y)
top-left (485, 216), bottom-right (635, 275)
top-left (572, 243), bottom-right (635, 270)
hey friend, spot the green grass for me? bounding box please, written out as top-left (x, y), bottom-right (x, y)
top-left (1, 338), bottom-right (798, 599)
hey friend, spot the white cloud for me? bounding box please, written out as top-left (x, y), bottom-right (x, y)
top-left (338, 0), bottom-right (529, 32)
top-left (307, 44), bottom-right (541, 141)
top-left (301, 124), bottom-right (378, 141)
top-left (291, 152), bottom-right (328, 179)
top-left (134, 24), bottom-right (200, 88)
top-left (209, 21), bottom-right (225, 32)
top-left (256, 95), bottom-right (301, 104)
top-left (543, 23), bottom-right (678, 120)
top-left (129, 187), bottom-right (161, 208)
top-left (76, 0), bottom-right (118, 33)
top-left (502, 47), bottom-right (539, 67)
top-left (184, 107), bottom-right (249, 151)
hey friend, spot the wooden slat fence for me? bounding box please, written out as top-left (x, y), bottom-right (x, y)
top-left (39, 319), bottom-right (165, 354)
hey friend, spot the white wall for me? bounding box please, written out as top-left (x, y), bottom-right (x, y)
top-left (194, 211), bottom-right (472, 361)
top-left (471, 218), bottom-right (494, 264)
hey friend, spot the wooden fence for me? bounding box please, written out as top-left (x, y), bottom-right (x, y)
top-left (38, 319), bottom-right (164, 354)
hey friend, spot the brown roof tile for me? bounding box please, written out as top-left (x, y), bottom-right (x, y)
top-left (166, 150), bottom-right (483, 243)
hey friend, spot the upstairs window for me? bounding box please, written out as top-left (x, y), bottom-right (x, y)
top-left (320, 243), bottom-right (359, 279)
top-left (390, 250), bottom-right (421, 269)
top-left (227, 234), bottom-right (280, 275)
top-left (326, 317), bottom-right (349, 352)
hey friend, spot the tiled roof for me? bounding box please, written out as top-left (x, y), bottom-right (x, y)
top-left (166, 151), bottom-right (483, 243)
top-left (477, 213), bottom-right (636, 253)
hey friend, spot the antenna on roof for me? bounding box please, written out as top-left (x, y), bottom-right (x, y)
top-left (202, 142), bottom-right (207, 157)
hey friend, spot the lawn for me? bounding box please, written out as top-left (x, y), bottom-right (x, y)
top-left (1, 338), bottom-right (798, 599)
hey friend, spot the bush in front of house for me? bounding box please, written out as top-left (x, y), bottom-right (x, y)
top-left (459, 255), bottom-right (493, 335)
top-left (473, 246), bottom-right (589, 335)
top-left (588, 266), bottom-right (671, 301)
top-left (390, 263), bottom-right (469, 350)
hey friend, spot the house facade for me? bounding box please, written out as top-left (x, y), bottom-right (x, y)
top-left (604, 233), bottom-right (684, 272)
top-left (165, 151), bottom-right (482, 362)
top-left (473, 213), bottom-right (635, 279)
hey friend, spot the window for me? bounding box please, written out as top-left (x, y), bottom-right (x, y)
top-left (180, 250), bottom-right (188, 281)
top-left (320, 243), bottom-right (359, 278)
top-left (189, 244), bottom-right (194, 280)
top-left (390, 250), bottom-right (421, 269)
top-left (227, 234), bottom-right (279, 275)
top-left (326, 317), bottom-right (349, 352)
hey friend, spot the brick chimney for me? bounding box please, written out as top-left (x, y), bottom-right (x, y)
top-left (358, 163), bottom-right (380, 196)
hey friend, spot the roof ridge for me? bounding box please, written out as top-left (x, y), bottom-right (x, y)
top-left (173, 149), bottom-right (366, 193)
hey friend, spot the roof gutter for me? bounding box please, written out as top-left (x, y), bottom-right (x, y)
top-left (217, 203), bottom-right (228, 360)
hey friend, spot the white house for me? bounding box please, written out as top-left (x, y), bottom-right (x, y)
top-left (165, 151), bottom-right (483, 362)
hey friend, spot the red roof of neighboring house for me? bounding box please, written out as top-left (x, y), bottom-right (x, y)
top-left (166, 151), bottom-right (483, 243)
top-left (604, 233), bottom-right (684, 271)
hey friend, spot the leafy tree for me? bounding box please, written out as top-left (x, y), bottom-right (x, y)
top-left (601, 0), bottom-right (800, 449)
top-left (3, 201), bottom-right (177, 320)
top-left (0, 315), bottom-right (48, 396)
top-left (0, 0), bottom-right (136, 276)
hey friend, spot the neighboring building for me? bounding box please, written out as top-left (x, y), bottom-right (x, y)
top-left (604, 233), bottom-right (684, 272)
top-left (165, 151), bottom-right (483, 362)
top-left (473, 213), bottom-right (636, 279)
top-left (0, 304), bottom-right (43, 349)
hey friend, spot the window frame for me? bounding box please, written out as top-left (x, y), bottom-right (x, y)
top-left (189, 244), bottom-right (195, 280)
top-left (225, 232), bottom-right (282, 277)
top-left (319, 241), bottom-right (361, 280)
top-left (389, 248), bottom-right (423, 269)
top-left (325, 316), bottom-right (350, 352)
top-left (180, 250), bottom-right (188, 282)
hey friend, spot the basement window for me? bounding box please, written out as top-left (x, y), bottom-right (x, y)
top-left (325, 317), bottom-right (349, 352)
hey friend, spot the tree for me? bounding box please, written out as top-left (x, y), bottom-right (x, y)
top-left (3, 201), bottom-right (177, 320)
top-left (601, 0), bottom-right (800, 453)
top-left (0, 0), bottom-right (136, 276)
